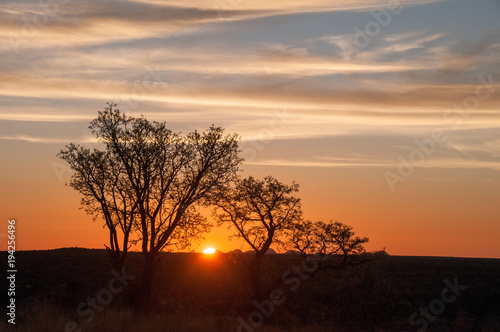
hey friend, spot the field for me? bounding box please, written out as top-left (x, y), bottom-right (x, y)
top-left (1, 248), bottom-right (500, 331)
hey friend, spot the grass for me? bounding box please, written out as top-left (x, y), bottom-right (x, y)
top-left (1, 248), bottom-right (500, 331)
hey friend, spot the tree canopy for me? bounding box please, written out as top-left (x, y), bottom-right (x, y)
top-left (59, 103), bottom-right (242, 300)
top-left (214, 175), bottom-right (302, 299)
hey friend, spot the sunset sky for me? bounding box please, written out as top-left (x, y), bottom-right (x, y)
top-left (1, 0), bottom-right (499, 258)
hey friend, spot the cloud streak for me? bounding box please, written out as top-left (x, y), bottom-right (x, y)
top-left (1, 0), bottom-right (499, 171)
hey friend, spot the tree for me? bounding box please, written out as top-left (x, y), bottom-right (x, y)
top-left (59, 103), bottom-right (242, 302)
top-left (58, 145), bottom-right (136, 272)
top-left (289, 220), bottom-right (369, 266)
top-left (214, 176), bottom-right (302, 299)
top-left (315, 221), bottom-right (368, 263)
top-left (289, 220), bottom-right (317, 256)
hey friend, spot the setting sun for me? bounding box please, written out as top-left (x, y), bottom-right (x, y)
top-left (203, 247), bottom-right (216, 254)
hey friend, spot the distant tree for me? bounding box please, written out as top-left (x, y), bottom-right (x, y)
top-left (289, 220), bottom-right (317, 256)
top-left (289, 220), bottom-right (369, 266)
top-left (315, 221), bottom-right (369, 264)
top-left (214, 176), bottom-right (302, 299)
top-left (59, 103), bottom-right (242, 302)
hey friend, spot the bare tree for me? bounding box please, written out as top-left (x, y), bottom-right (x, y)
top-left (58, 145), bottom-right (136, 272)
top-left (289, 220), bottom-right (317, 256)
top-left (315, 221), bottom-right (368, 263)
top-left (59, 103), bottom-right (242, 302)
top-left (214, 176), bottom-right (302, 299)
top-left (289, 220), bottom-right (369, 266)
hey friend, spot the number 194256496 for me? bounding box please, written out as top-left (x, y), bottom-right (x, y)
top-left (8, 219), bottom-right (16, 268)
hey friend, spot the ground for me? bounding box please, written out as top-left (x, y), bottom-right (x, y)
top-left (1, 248), bottom-right (499, 331)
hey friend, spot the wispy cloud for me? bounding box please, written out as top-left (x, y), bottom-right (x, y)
top-left (0, 134), bottom-right (77, 143)
top-left (1, 0), bottom-right (499, 172)
top-left (244, 157), bottom-right (500, 170)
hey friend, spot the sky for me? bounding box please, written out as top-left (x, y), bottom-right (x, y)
top-left (1, 0), bottom-right (499, 258)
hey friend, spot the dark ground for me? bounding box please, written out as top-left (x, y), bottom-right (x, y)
top-left (1, 248), bottom-right (499, 331)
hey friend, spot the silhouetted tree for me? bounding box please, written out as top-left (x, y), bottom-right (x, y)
top-left (289, 220), bottom-right (317, 256)
top-left (290, 220), bottom-right (369, 266)
top-left (214, 176), bottom-right (302, 299)
top-left (59, 103), bottom-right (242, 302)
top-left (58, 145), bottom-right (136, 272)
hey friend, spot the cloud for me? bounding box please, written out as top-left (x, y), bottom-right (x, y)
top-left (1, 69), bottom-right (499, 127)
top-left (1, 0), bottom-right (498, 175)
top-left (0, 0), bottom-right (452, 53)
top-left (244, 157), bottom-right (500, 170)
top-left (0, 0), bottom-right (260, 53)
top-left (0, 134), bottom-right (73, 143)
top-left (141, 0), bottom-right (449, 14)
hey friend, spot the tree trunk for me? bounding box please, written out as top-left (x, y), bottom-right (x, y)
top-left (106, 247), bottom-right (126, 273)
top-left (248, 232), bottom-right (274, 301)
top-left (248, 256), bottom-right (263, 301)
top-left (140, 252), bottom-right (158, 306)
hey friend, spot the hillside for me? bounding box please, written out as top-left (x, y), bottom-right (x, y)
top-left (1, 248), bottom-right (499, 331)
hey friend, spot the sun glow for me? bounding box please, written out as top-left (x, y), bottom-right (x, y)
top-left (203, 247), bottom-right (216, 254)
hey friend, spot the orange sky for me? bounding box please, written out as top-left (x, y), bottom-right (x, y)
top-left (2, 145), bottom-right (499, 257)
top-left (1, 0), bottom-right (500, 258)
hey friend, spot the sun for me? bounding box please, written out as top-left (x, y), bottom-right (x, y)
top-left (203, 247), bottom-right (216, 254)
